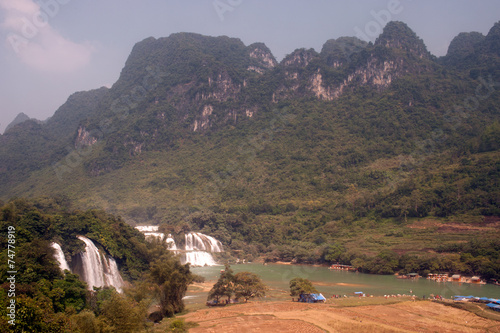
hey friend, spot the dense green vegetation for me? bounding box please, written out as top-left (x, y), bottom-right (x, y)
top-left (0, 21), bottom-right (499, 287)
top-left (0, 198), bottom-right (193, 332)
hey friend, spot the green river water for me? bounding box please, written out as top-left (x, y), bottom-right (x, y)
top-left (187, 263), bottom-right (500, 304)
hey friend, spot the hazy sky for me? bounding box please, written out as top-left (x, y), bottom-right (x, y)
top-left (0, 0), bottom-right (499, 134)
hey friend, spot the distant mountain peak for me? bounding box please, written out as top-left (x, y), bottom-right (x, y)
top-left (282, 48), bottom-right (318, 68)
top-left (486, 21), bottom-right (500, 38)
top-left (246, 42), bottom-right (277, 74)
top-left (320, 36), bottom-right (368, 67)
top-left (445, 32), bottom-right (485, 62)
top-left (375, 21), bottom-right (430, 58)
top-left (484, 21), bottom-right (500, 55)
top-left (5, 112), bottom-right (32, 132)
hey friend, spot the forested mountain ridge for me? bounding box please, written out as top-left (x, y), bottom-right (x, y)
top-left (441, 20), bottom-right (500, 78)
top-left (1, 21), bottom-right (499, 275)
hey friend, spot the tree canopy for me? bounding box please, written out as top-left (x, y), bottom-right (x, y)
top-left (289, 278), bottom-right (318, 296)
top-left (233, 271), bottom-right (267, 302)
top-left (207, 264), bottom-right (234, 303)
top-left (207, 265), bottom-right (267, 303)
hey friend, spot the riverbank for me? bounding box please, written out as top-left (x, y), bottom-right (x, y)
top-left (179, 298), bottom-right (500, 332)
top-left (189, 263), bottom-right (500, 302)
top-left (266, 260), bottom-right (497, 286)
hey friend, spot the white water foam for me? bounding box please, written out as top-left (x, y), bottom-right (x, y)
top-left (51, 242), bottom-right (70, 272)
top-left (75, 236), bottom-right (124, 292)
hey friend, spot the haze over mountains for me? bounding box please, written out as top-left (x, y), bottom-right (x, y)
top-left (0, 21), bottom-right (499, 258)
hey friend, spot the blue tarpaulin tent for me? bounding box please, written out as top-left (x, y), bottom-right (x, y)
top-left (298, 293), bottom-right (326, 303)
top-left (487, 303), bottom-right (500, 311)
top-left (454, 296), bottom-right (500, 305)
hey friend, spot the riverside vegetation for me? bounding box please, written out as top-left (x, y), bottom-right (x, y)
top-left (0, 20), bottom-right (499, 317)
top-left (0, 197), bottom-right (195, 332)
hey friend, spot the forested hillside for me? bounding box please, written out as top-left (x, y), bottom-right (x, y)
top-left (0, 21), bottom-right (499, 278)
top-left (0, 197), bottom-right (193, 331)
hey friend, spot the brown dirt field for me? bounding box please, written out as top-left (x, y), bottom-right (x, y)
top-left (181, 300), bottom-right (500, 333)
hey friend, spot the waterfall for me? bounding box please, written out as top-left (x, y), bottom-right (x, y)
top-left (144, 232), bottom-right (165, 240)
top-left (165, 234), bottom-right (177, 250)
top-left (51, 242), bottom-right (70, 272)
top-left (182, 251), bottom-right (217, 266)
top-left (135, 226), bottom-right (159, 232)
top-left (73, 236), bottom-right (124, 292)
top-left (134, 227), bottom-right (224, 267)
top-left (135, 225), bottom-right (165, 241)
top-left (181, 232), bottom-right (223, 266)
top-left (184, 232), bottom-right (223, 252)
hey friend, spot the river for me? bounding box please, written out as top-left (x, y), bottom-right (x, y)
top-left (187, 263), bottom-right (500, 304)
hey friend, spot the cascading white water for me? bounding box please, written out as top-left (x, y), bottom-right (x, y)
top-left (165, 234), bottom-right (177, 250)
top-left (135, 226), bottom-right (159, 232)
top-left (144, 232), bottom-right (165, 240)
top-left (185, 232), bottom-right (223, 252)
top-left (74, 236), bottom-right (124, 292)
top-left (135, 226), bottom-right (165, 241)
top-left (182, 251), bottom-right (217, 266)
top-left (134, 227), bottom-right (224, 267)
top-left (51, 242), bottom-right (70, 272)
top-left (182, 232), bottom-right (224, 266)
top-left (105, 257), bottom-right (124, 293)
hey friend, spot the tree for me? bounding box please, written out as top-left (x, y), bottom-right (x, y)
top-left (71, 310), bottom-right (99, 333)
top-left (289, 277), bottom-right (318, 296)
top-left (98, 293), bottom-right (148, 333)
top-left (233, 272), bottom-right (267, 302)
top-left (149, 253), bottom-right (193, 318)
top-left (207, 264), bottom-right (234, 303)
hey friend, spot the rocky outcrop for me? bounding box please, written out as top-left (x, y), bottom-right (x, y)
top-left (282, 48), bottom-right (318, 68)
top-left (273, 22), bottom-right (433, 102)
top-left (308, 70), bottom-right (334, 101)
top-left (247, 43), bottom-right (277, 73)
top-left (374, 21), bottom-right (431, 60)
top-left (196, 71), bottom-right (242, 102)
top-left (75, 126), bottom-right (98, 148)
top-left (193, 105), bottom-right (214, 131)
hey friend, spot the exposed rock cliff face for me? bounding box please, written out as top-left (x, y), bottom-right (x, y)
top-left (195, 71), bottom-right (242, 102)
top-left (75, 126), bottom-right (98, 148)
top-left (247, 43), bottom-right (277, 73)
top-left (273, 22), bottom-right (433, 103)
top-left (193, 104), bottom-right (214, 132)
top-left (309, 71), bottom-right (334, 101)
top-left (106, 23), bottom-right (436, 138)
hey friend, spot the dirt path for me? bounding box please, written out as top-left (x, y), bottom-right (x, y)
top-left (181, 299), bottom-right (500, 332)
